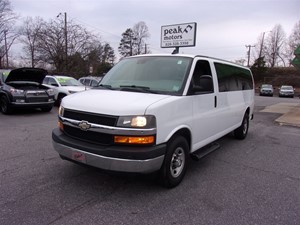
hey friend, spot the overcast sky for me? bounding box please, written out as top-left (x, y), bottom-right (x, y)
top-left (9, 0), bottom-right (300, 62)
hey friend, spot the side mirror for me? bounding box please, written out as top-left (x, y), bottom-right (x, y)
top-left (191, 75), bottom-right (213, 94)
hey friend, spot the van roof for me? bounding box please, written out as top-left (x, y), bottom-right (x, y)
top-left (127, 54), bottom-right (250, 70)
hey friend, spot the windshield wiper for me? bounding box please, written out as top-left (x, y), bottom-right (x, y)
top-left (98, 84), bottom-right (113, 90)
top-left (120, 85), bottom-right (157, 93)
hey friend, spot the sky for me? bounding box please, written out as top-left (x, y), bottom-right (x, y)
top-left (9, 0), bottom-right (300, 63)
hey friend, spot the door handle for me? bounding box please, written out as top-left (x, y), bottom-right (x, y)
top-left (214, 96), bottom-right (217, 108)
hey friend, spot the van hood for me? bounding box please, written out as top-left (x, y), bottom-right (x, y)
top-left (5, 67), bottom-right (47, 83)
top-left (62, 89), bottom-right (172, 115)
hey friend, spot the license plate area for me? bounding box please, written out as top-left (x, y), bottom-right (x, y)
top-left (72, 151), bottom-right (86, 163)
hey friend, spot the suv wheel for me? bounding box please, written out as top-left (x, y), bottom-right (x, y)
top-left (0, 96), bottom-right (12, 114)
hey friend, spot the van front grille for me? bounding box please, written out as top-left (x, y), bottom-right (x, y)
top-left (63, 124), bottom-right (113, 145)
top-left (63, 109), bottom-right (118, 126)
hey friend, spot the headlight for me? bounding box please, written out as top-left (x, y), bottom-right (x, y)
top-left (10, 88), bottom-right (24, 95)
top-left (117, 115), bottom-right (156, 128)
top-left (58, 106), bottom-right (64, 117)
top-left (47, 88), bottom-right (54, 95)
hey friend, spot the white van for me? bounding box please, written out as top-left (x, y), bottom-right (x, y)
top-left (52, 54), bottom-right (254, 188)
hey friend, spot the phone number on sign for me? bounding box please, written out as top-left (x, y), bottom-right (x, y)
top-left (164, 41), bottom-right (190, 47)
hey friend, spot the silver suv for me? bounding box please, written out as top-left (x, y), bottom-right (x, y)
top-left (43, 75), bottom-right (87, 105)
top-left (279, 85), bottom-right (294, 98)
top-left (259, 84), bottom-right (273, 96)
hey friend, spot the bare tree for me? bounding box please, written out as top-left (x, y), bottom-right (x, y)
top-left (264, 24), bottom-right (286, 67)
top-left (19, 16), bottom-right (44, 67)
top-left (0, 0), bottom-right (18, 68)
top-left (287, 20), bottom-right (300, 64)
top-left (36, 17), bottom-right (97, 73)
top-left (132, 21), bottom-right (150, 55)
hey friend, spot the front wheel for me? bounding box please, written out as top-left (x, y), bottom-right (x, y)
top-left (0, 96), bottom-right (12, 114)
top-left (159, 135), bottom-right (189, 188)
top-left (234, 112), bottom-right (249, 140)
top-left (55, 93), bottom-right (66, 106)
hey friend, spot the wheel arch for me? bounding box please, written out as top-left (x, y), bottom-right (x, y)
top-left (0, 91), bottom-right (11, 102)
top-left (166, 127), bottom-right (192, 153)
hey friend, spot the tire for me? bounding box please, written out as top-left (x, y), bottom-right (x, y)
top-left (0, 95), bottom-right (12, 114)
top-left (41, 106), bottom-right (53, 112)
top-left (55, 93), bottom-right (66, 106)
top-left (159, 135), bottom-right (189, 188)
top-left (234, 112), bottom-right (249, 140)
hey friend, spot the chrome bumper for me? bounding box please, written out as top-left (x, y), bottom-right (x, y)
top-left (53, 141), bottom-right (165, 173)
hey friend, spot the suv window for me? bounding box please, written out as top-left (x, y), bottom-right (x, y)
top-left (49, 77), bottom-right (58, 86)
top-left (83, 79), bottom-right (91, 86)
top-left (91, 79), bottom-right (99, 86)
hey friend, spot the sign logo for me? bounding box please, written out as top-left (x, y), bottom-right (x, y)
top-left (78, 121), bottom-right (91, 131)
top-left (161, 22), bottom-right (197, 48)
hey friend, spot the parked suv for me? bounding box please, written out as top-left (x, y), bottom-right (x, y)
top-left (79, 76), bottom-right (102, 87)
top-left (0, 68), bottom-right (55, 114)
top-left (43, 75), bottom-right (87, 105)
top-left (259, 84), bottom-right (273, 96)
top-left (279, 85), bottom-right (294, 98)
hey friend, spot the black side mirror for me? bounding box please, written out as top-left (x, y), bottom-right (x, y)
top-left (190, 75), bottom-right (213, 94)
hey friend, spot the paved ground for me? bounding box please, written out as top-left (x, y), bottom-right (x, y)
top-left (1, 96), bottom-right (299, 225)
top-left (260, 102), bottom-right (300, 127)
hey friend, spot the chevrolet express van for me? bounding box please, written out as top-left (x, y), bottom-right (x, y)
top-left (52, 54), bottom-right (254, 188)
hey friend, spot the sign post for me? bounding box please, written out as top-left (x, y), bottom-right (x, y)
top-left (161, 22), bottom-right (197, 54)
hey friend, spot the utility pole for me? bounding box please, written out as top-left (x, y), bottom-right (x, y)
top-left (57, 12), bottom-right (68, 72)
top-left (4, 30), bottom-right (8, 68)
top-left (259, 32), bottom-right (266, 59)
top-left (64, 12), bottom-right (67, 72)
top-left (245, 45), bottom-right (255, 67)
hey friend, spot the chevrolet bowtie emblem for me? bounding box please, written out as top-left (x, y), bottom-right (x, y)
top-left (78, 121), bottom-right (91, 131)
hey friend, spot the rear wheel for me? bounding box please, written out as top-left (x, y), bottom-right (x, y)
top-left (234, 112), bottom-right (249, 140)
top-left (0, 96), bottom-right (12, 114)
top-left (159, 135), bottom-right (189, 188)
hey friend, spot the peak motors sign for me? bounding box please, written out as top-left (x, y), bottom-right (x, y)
top-left (161, 22), bottom-right (197, 48)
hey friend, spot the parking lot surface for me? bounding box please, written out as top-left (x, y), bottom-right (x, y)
top-left (0, 96), bottom-right (299, 225)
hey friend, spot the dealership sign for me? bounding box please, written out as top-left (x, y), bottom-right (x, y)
top-left (161, 22), bottom-right (197, 48)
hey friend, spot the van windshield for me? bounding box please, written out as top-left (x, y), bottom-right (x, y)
top-left (100, 56), bottom-right (192, 95)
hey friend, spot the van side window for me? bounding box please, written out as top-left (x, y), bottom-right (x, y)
top-left (214, 62), bottom-right (253, 92)
top-left (189, 60), bottom-right (213, 95)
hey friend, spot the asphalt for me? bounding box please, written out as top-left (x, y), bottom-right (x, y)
top-left (260, 102), bottom-right (300, 127)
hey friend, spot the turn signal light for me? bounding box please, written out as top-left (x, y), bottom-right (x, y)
top-left (58, 121), bottom-right (64, 131)
top-left (114, 136), bottom-right (155, 145)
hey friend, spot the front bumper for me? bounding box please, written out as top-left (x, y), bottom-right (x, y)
top-left (11, 101), bottom-right (55, 108)
top-left (279, 92), bottom-right (294, 97)
top-left (260, 91), bottom-right (273, 96)
top-left (52, 128), bottom-right (166, 173)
